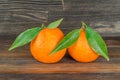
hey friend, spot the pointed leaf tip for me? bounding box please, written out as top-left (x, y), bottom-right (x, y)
top-left (8, 47), bottom-right (12, 51)
top-left (106, 57), bottom-right (110, 61)
top-left (47, 18), bottom-right (64, 29)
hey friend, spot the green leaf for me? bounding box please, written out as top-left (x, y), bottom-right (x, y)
top-left (84, 23), bottom-right (109, 61)
top-left (50, 29), bottom-right (80, 55)
top-left (8, 27), bottom-right (43, 51)
top-left (47, 18), bottom-right (63, 29)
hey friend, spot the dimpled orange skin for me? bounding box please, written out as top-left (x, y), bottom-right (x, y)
top-left (68, 29), bottom-right (99, 62)
top-left (30, 28), bottom-right (66, 63)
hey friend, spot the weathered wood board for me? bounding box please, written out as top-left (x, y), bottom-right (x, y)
top-left (0, 0), bottom-right (120, 35)
top-left (0, 0), bottom-right (120, 80)
top-left (0, 35), bottom-right (120, 80)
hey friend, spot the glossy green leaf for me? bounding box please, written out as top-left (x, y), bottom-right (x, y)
top-left (84, 23), bottom-right (109, 61)
top-left (47, 18), bottom-right (63, 29)
top-left (8, 27), bottom-right (43, 51)
top-left (50, 29), bottom-right (80, 55)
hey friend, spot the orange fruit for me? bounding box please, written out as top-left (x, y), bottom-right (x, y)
top-left (30, 28), bottom-right (66, 63)
top-left (68, 28), bottom-right (99, 62)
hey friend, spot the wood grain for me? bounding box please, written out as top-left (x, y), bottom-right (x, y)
top-left (0, 36), bottom-right (120, 80)
top-left (0, 73), bottom-right (119, 80)
top-left (49, 0), bottom-right (120, 36)
top-left (0, 0), bottom-right (120, 79)
top-left (0, 0), bottom-right (120, 36)
top-left (0, 0), bottom-right (62, 35)
top-left (0, 36), bottom-right (120, 74)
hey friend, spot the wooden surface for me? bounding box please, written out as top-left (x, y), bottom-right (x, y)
top-left (0, 36), bottom-right (120, 80)
top-left (0, 0), bottom-right (120, 80)
top-left (0, 0), bottom-right (120, 36)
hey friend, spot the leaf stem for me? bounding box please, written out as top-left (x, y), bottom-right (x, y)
top-left (41, 24), bottom-right (46, 29)
top-left (81, 21), bottom-right (87, 29)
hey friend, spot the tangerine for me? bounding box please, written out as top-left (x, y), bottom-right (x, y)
top-left (30, 28), bottom-right (66, 63)
top-left (68, 28), bottom-right (99, 62)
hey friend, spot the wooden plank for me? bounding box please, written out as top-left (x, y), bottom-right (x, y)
top-left (0, 0), bottom-right (62, 11)
top-left (0, 61), bottom-right (120, 74)
top-left (0, 0), bottom-right (63, 35)
top-left (48, 0), bottom-right (120, 36)
top-left (0, 73), bottom-right (120, 80)
top-left (9, 0), bottom-right (62, 11)
top-left (0, 10), bottom-right (48, 35)
top-left (0, 36), bottom-right (120, 74)
top-left (0, 0), bottom-right (120, 36)
top-left (63, 0), bottom-right (120, 12)
top-left (48, 10), bottom-right (120, 36)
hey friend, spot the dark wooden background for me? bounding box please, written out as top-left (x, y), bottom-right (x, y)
top-left (0, 0), bottom-right (120, 80)
top-left (0, 0), bottom-right (120, 36)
